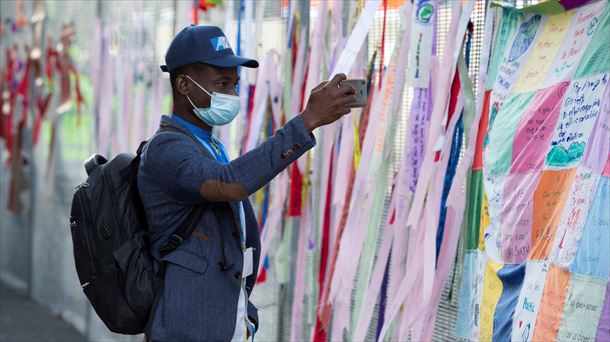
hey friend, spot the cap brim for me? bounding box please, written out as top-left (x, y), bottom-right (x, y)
top-left (159, 55), bottom-right (259, 72)
top-left (202, 55), bottom-right (259, 68)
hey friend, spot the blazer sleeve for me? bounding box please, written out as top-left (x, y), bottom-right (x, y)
top-left (141, 115), bottom-right (316, 205)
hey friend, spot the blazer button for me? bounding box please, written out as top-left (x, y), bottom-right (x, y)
top-left (281, 152), bottom-right (287, 159)
top-left (294, 143), bottom-right (301, 150)
top-left (234, 271), bottom-right (242, 279)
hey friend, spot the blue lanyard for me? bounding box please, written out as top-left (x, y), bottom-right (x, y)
top-left (195, 136), bottom-right (227, 163)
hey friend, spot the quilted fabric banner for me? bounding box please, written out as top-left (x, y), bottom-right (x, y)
top-left (456, 1), bottom-right (610, 341)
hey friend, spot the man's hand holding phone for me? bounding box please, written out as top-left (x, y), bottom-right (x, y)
top-left (300, 74), bottom-right (368, 133)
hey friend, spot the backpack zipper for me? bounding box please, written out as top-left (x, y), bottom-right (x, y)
top-left (75, 182), bottom-right (89, 190)
top-left (102, 167), bottom-right (125, 241)
top-left (77, 188), bottom-right (99, 278)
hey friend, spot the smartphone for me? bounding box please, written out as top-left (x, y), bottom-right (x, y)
top-left (340, 79), bottom-right (368, 108)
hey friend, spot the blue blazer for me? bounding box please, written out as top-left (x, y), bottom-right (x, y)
top-left (138, 114), bottom-right (315, 341)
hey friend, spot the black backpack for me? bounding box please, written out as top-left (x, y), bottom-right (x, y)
top-left (69, 127), bottom-right (204, 334)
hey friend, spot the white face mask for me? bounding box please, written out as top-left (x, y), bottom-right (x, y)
top-left (185, 75), bottom-right (240, 126)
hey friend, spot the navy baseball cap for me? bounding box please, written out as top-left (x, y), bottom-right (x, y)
top-left (160, 25), bottom-right (258, 72)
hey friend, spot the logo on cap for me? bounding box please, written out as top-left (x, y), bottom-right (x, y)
top-left (210, 36), bottom-right (231, 51)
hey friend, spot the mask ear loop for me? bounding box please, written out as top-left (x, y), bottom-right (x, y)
top-left (180, 74), bottom-right (211, 110)
top-left (185, 94), bottom-right (198, 109)
top-left (186, 75), bottom-right (213, 96)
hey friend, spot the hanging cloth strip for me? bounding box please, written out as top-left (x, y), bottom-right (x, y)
top-left (411, 47), bottom-right (477, 342)
top-left (96, 30), bottom-right (115, 156)
top-left (378, 0), bottom-right (388, 89)
top-left (318, 50), bottom-right (377, 330)
top-left (8, 46), bottom-right (32, 213)
top-left (255, 110), bottom-right (279, 284)
top-left (351, 25), bottom-right (407, 342)
top-left (455, 4), bottom-right (497, 337)
top-left (289, 161), bottom-right (312, 341)
top-left (407, 0), bottom-right (437, 88)
top-left (130, 82), bottom-right (146, 152)
top-left (113, 55), bottom-right (131, 155)
top-left (46, 24), bottom-right (78, 195)
top-left (2, 47), bottom-right (18, 154)
top-left (237, 0), bottom-right (244, 58)
top-left (68, 64), bottom-right (84, 125)
top-left (294, 3), bottom-right (333, 339)
top-left (427, 3), bottom-right (493, 335)
top-left (281, 13), bottom-right (297, 128)
top-left (45, 40), bottom-right (58, 91)
top-left (243, 51), bottom-right (280, 153)
top-left (7, 44), bottom-right (33, 212)
top-left (316, 51), bottom-right (380, 335)
top-left (404, 9), bottom-right (475, 340)
top-left (287, 26), bottom-right (309, 217)
top-left (312, 139), bottom-right (336, 342)
top-left (377, 2), bottom-right (474, 340)
top-left (314, 54), bottom-right (366, 342)
top-left (351, 3), bottom-right (414, 340)
top-left (328, 16), bottom-right (410, 338)
top-left (32, 39), bottom-right (63, 147)
top-left (32, 93), bottom-right (52, 146)
top-left (330, 0), bottom-right (381, 76)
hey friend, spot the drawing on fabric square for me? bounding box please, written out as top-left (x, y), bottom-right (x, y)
top-left (510, 81), bottom-right (570, 173)
top-left (415, 0), bottom-right (434, 25)
top-left (512, 10), bottom-right (573, 93)
top-left (493, 13), bottom-right (547, 103)
top-left (508, 15), bottom-right (542, 63)
top-left (546, 73), bottom-right (609, 168)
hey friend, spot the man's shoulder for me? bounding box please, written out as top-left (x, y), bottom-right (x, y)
top-left (143, 130), bottom-right (195, 160)
top-left (138, 131), bottom-right (187, 180)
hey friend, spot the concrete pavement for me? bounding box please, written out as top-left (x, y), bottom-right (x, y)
top-left (0, 284), bottom-right (86, 342)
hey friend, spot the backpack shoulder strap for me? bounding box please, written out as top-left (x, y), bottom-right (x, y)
top-left (152, 124), bottom-right (207, 257)
top-left (158, 206), bottom-right (206, 257)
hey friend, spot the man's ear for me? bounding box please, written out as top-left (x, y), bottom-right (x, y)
top-left (176, 74), bottom-right (191, 96)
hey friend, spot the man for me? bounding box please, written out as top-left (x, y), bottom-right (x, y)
top-left (138, 25), bottom-right (356, 341)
